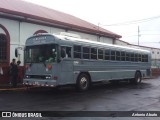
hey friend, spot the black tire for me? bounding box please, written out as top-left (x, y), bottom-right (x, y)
top-left (76, 74), bottom-right (90, 92)
top-left (130, 72), bottom-right (142, 85)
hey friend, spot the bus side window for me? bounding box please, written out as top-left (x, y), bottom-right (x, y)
top-left (74, 45), bottom-right (82, 59)
top-left (111, 50), bottom-right (116, 61)
top-left (116, 51), bottom-right (120, 61)
top-left (66, 47), bottom-right (72, 58)
top-left (98, 49), bottom-right (103, 60)
top-left (83, 47), bottom-right (90, 59)
top-left (121, 51), bottom-right (126, 61)
top-left (126, 52), bottom-right (130, 61)
top-left (91, 48), bottom-right (97, 59)
top-left (105, 49), bottom-right (110, 60)
top-left (61, 46), bottom-right (66, 58)
top-left (130, 53), bottom-right (135, 62)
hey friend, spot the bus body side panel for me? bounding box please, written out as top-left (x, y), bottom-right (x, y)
top-left (58, 59), bottom-right (74, 85)
top-left (73, 59), bottom-right (151, 82)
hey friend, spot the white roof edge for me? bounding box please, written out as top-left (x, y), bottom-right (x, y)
top-left (54, 34), bottom-right (150, 53)
top-left (29, 33), bottom-right (150, 53)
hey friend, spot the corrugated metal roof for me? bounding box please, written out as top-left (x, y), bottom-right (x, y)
top-left (0, 0), bottom-right (121, 38)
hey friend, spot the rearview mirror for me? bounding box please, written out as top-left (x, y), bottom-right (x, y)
top-left (15, 48), bottom-right (18, 57)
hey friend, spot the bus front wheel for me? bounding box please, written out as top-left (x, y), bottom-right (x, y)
top-left (76, 74), bottom-right (90, 91)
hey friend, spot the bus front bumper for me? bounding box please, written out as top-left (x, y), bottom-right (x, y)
top-left (23, 79), bottom-right (57, 87)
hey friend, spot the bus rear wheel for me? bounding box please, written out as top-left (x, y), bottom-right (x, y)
top-left (76, 74), bottom-right (90, 91)
top-left (130, 72), bottom-right (142, 85)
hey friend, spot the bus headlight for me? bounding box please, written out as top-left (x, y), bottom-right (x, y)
top-left (45, 75), bottom-right (51, 79)
top-left (25, 75), bottom-right (30, 78)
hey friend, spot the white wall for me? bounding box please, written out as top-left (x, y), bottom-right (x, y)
top-left (100, 37), bottom-right (113, 44)
top-left (115, 40), bottom-right (128, 46)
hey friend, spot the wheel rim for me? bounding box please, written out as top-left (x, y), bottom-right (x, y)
top-left (137, 76), bottom-right (141, 83)
top-left (80, 77), bottom-right (88, 89)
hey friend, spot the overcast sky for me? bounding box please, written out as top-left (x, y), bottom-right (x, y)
top-left (24, 0), bottom-right (160, 48)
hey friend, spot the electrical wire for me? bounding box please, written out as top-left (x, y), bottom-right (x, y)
top-left (100, 15), bottom-right (160, 26)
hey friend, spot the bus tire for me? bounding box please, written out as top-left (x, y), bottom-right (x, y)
top-left (130, 72), bottom-right (142, 85)
top-left (76, 73), bottom-right (90, 92)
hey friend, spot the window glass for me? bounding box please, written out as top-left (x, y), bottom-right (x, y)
top-left (111, 50), bottom-right (116, 61)
top-left (74, 45), bottom-right (81, 59)
top-left (126, 52), bottom-right (130, 61)
top-left (105, 50), bottom-right (110, 60)
top-left (138, 54), bottom-right (142, 62)
top-left (83, 47), bottom-right (90, 59)
top-left (130, 53), bottom-right (135, 62)
top-left (116, 51), bottom-right (120, 61)
top-left (91, 48), bottom-right (97, 59)
top-left (135, 53), bottom-right (138, 62)
top-left (121, 51), bottom-right (126, 61)
top-left (98, 49), bottom-right (103, 59)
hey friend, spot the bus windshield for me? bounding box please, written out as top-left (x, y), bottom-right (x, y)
top-left (25, 44), bottom-right (57, 63)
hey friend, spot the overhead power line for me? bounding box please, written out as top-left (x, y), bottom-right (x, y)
top-left (100, 15), bottom-right (160, 26)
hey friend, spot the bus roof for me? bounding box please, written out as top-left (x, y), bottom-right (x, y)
top-left (28, 33), bottom-right (150, 53)
top-left (53, 34), bottom-right (150, 53)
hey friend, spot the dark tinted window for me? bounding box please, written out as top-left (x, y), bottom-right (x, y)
top-left (83, 47), bottom-right (90, 59)
top-left (105, 50), bottom-right (110, 60)
top-left (98, 49), bottom-right (103, 59)
top-left (74, 45), bottom-right (81, 59)
top-left (91, 48), bottom-right (97, 59)
top-left (111, 50), bottom-right (116, 61)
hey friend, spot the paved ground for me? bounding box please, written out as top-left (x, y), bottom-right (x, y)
top-left (0, 77), bottom-right (160, 120)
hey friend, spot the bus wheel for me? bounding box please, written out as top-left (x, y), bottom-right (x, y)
top-left (130, 72), bottom-right (142, 85)
top-left (76, 74), bottom-right (90, 91)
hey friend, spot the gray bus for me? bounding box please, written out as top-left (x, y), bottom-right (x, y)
top-left (23, 33), bottom-right (151, 91)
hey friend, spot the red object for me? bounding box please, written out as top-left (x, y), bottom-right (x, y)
top-left (47, 64), bottom-right (52, 70)
top-left (53, 76), bottom-right (58, 80)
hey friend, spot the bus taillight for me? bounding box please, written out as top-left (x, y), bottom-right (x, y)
top-left (53, 76), bottom-right (58, 80)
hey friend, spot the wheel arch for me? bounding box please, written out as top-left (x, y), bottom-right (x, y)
top-left (135, 70), bottom-right (142, 77)
top-left (76, 71), bottom-right (91, 83)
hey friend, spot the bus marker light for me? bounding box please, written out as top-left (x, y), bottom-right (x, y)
top-left (53, 76), bottom-right (58, 80)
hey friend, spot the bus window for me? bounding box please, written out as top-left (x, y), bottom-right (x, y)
top-left (74, 45), bottom-right (81, 59)
top-left (145, 55), bottom-right (148, 62)
top-left (111, 50), bottom-right (116, 61)
top-left (138, 54), bottom-right (142, 62)
top-left (121, 51), bottom-right (126, 61)
top-left (135, 53), bottom-right (138, 62)
top-left (61, 46), bottom-right (66, 58)
top-left (116, 51), bottom-right (120, 61)
top-left (66, 47), bottom-right (72, 58)
top-left (83, 47), bottom-right (90, 59)
top-left (126, 52), bottom-right (130, 61)
top-left (130, 53), bottom-right (135, 62)
top-left (105, 50), bottom-right (110, 60)
top-left (98, 49), bottom-right (103, 60)
top-left (91, 48), bottom-right (97, 59)
top-left (142, 54), bottom-right (148, 62)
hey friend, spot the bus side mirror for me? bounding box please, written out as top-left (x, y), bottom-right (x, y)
top-left (15, 48), bottom-right (18, 57)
